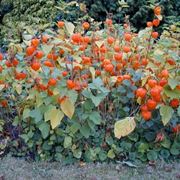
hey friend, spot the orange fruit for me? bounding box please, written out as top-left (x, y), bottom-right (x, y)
top-left (141, 58), bottom-right (148, 66)
top-left (0, 53), bottom-right (3, 61)
top-left (105, 19), bottom-right (113, 26)
top-left (12, 58), bottom-right (19, 67)
top-left (147, 21), bottom-right (153, 27)
top-left (36, 51), bottom-right (44, 59)
top-left (31, 38), bottom-right (40, 47)
top-left (123, 46), bottom-right (131, 53)
top-left (124, 33), bottom-right (132, 41)
top-left (82, 22), bottom-right (90, 30)
top-left (26, 46), bottom-right (35, 56)
top-left (104, 64), bottom-right (114, 73)
top-left (31, 61), bottom-right (41, 71)
top-left (44, 60), bottom-right (54, 67)
top-left (5, 60), bottom-right (12, 68)
top-left (114, 53), bottom-right (122, 62)
top-left (161, 69), bottom-right (169, 79)
top-left (148, 79), bottom-right (157, 88)
top-left (152, 32), bottom-right (159, 39)
top-left (107, 37), bottom-right (114, 45)
top-left (140, 104), bottom-right (148, 111)
top-left (42, 35), bottom-right (48, 43)
top-left (170, 99), bottom-right (179, 108)
top-left (83, 36), bottom-right (91, 44)
top-left (0, 65), bottom-right (3, 73)
top-left (57, 21), bottom-right (64, 28)
top-left (154, 6), bottom-right (161, 15)
top-left (153, 19), bottom-right (160, 27)
top-left (1, 100), bottom-right (8, 107)
top-left (159, 79), bottom-right (168, 87)
top-left (166, 59), bottom-right (176, 65)
top-left (62, 71), bottom-right (68, 77)
top-left (150, 87), bottom-right (161, 97)
top-left (114, 45), bottom-right (120, 52)
top-left (141, 111), bottom-right (152, 121)
top-left (72, 33), bottom-right (81, 43)
top-left (48, 78), bottom-right (57, 86)
top-left (67, 80), bottom-right (76, 89)
top-left (147, 99), bottom-right (157, 110)
top-left (136, 88), bottom-right (147, 98)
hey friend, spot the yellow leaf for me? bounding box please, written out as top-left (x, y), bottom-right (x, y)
top-left (114, 117), bottom-right (136, 139)
top-left (44, 106), bottom-right (64, 129)
top-left (61, 98), bottom-right (75, 119)
top-left (79, 3), bottom-right (87, 12)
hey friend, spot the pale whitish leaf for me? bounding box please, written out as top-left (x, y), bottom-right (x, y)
top-left (63, 136), bottom-right (72, 148)
top-left (168, 78), bottom-right (179, 90)
top-left (23, 34), bottom-right (33, 41)
top-left (160, 105), bottom-right (174, 126)
top-left (156, 14), bottom-right (163, 21)
top-left (61, 98), bottom-right (75, 119)
top-left (42, 44), bottom-right (54, 56)
top-left (122, 161), bottom-right (137, 168)
top-left (89, 67), bottom-right (95, 79)
top-left (44, 106), bottom-right (64, 129)
top-left (114, 117), bottom-right (136, 139)
top-left (15, 84), bottom-right (22, 94)
top-left (65, 21), bottom-right (75, 35)
top-left (0, 85), bottom-right (5, 91)
top-left (95, 40), bottom-right (104, 48)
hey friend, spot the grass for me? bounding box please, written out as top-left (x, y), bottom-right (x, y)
top-left (0, 156), bottom-right (180, 180)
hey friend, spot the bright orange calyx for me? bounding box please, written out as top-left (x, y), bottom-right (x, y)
top-left (57, 21), bottom-right (65, 28)
top-left (67, 80), bottom-right (76, 89)
top-left (48, 78), bottom-right (57, 86)
top-left (31, 61), bottom-right (41, 71)
top-left (136, 88), bottom-right (147, 98)
top-left (82, 22), bottom-right (90, 30)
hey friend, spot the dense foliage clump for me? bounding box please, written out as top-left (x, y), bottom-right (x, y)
top-left (0, 7), bottom-right (179, 163)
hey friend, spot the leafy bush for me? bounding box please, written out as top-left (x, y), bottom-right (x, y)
top-left (0, 8), bottom-right (179, 162)
top-left (1, 0), bottom-right (180, 47)
top-left (75, 0), bottom-right (180, 31)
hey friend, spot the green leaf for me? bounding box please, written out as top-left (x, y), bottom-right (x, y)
top-left (168, 78), bottom-right (179, 90)
top-left (89, 111), bottom-right (101, 125)
top-left (160, 105), bottom-right (174, 126)
top-left (138, 143), bottom-right (149, 153)
top-left (160, 137), bottom-right (171, 149)
top-left (114, 117), bottom-right (136, 139)
top-left (164, 86), bottom-right (180, 99)
top-left (64, 136), bottom-right (72, 148)
top-left (72, 149), bottom-right (82, 159)
top-left (177, 106), bottom-right (180, 116)
top-left (23, 108), bottom-right (30, 119)
top-left (44, 106), bottom-right (64, 129)
top-left (29, 108), bottom-right (42, 123)
top-left (80, 124), bottom-right (91, 138)
top-left (107, 149), bottom-right (115, 159)
top-left (38, 122), bottom-right (50, 139)
top-left (147, 150), bottom-right (158, 161)
top-left (99, 150), bottom-right (107, 161)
